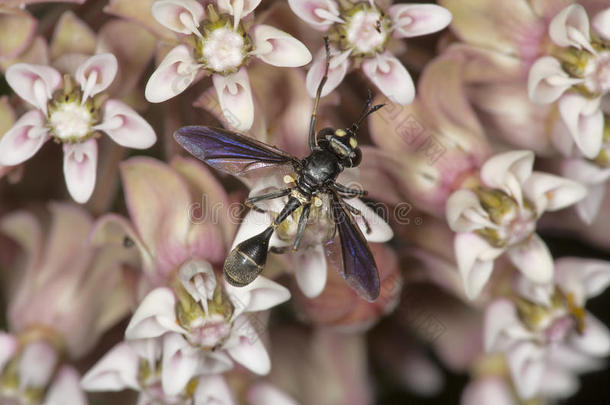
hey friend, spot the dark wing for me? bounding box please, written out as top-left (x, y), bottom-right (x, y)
top-left (327, 191), bottom-right (380, 301)
top-left (174, 126), bottom-right (300, 177)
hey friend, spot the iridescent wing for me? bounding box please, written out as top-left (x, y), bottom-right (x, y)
top-left (326, 191), bottom-right (380, 301)
top-left (174, 126), bottom-right (300, 178)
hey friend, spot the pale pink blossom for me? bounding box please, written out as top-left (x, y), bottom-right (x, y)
top-left (0, 54), bottom-right (156, 203)
top-left (446, 150), bottom-right (587, 299)
top-left (289, 0), bottom-right (452, 104)
top-left (144, 0), bottom-right (312, 131)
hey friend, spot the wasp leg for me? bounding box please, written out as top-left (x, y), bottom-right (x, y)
top-left (270, 246), bottom-right (291, 254)
top-left (309, 37), bottom-right (331, 151)
top-left (292, 203), bottom-right (311, 251)
top-left (332, 182), bottom-right (368, 197)
top-left (344, 202), bottom-right (372, 235)
top-left (245, 189), bottom-right (291, 213)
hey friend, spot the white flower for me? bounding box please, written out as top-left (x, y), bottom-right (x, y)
top-left (446, 150), bottom-right (587, 299)
top-left (145, 0), bottom-right (311, 131)
top-left (528, 5), bottom-right (610, 159)
top-left (289, 0), bottom-right (451, 104)
top-left (483, 257), bottom-right (610, 400)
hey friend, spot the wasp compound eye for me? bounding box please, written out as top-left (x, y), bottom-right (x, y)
top-left (223, 227), bottom-right (273, 286)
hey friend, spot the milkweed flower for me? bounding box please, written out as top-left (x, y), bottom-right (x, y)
top-left (0, 53), bottom-right (156, 203)
top-left (0, 203), bottom-right (132, 405)
top-left (288, 0), bottom-right (452, 104)
top-left (528, 4), bottom-right (610, 159)
top-left (144, 0), bottom-right (312, 131)
top-left (446, 150), bottom-right (587, 299)
top-left (484, 258), bottom-right (610, 400)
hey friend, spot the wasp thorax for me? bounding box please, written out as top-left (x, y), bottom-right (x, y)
top-left (47, 76), bottom-right (103, 144)
top-left (331, 1), bottom-right (390, 57)
top-left (192, 7), bottom-right (253, 75)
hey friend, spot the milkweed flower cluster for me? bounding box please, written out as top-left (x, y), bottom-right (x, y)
top-left (2, 1), bottom-right (610, 405)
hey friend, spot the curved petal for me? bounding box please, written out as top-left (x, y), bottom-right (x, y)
top-left (522, 172), bottom-right (587, 214)
top-left (152, 0), bottom-right (204, 36)
top-left (294, 245), bottom-right (328, 298)
top-left (549, 4), bottom-right (593, 52)
top-left (6, 63), bottom-right (61, 114)
top-left (50, 11), bottom-right (96, 59)
top-left (480, 150), bottom-right (534, 202)
top-left (287, 0), bottom-right (343, 30)
top-left (507, 234), bottom-right (553, 284)
top-left (0, 333), bottom-right (18, 372)
top-left (81, 342), bottom-right (140, 392)
top-left (178, 259), bottom-right (216, 310)
top-left (484, 299), bottom-right (530, 352)
top-left (593, 8), bottom-right (610, 40)
top-left (558, 94), bottom-right (604, 159)
top-left (19, 341), bottom-right (58, 389)
top-left (217, 0), bottom-right (262, 26)
top-left (251, 24), bottom-right (312, 67)
top-left (225, 316), bottom-right (271, 375)
top-left (555, 257), bottom-right (610, 304)
top-left (161, 333), bottom-right (200, 396)
top-left (528, 57), bottom-right (582, 104)
top-left (0, 109), bottom-right (49, 166)
top-left (94, 99), bottom-right (156, 149)
top-left (0, 9), bottom-right (37, 60)
top-left (247, 382), bottom-right (298, 405)
top-left (193, 375), bottom-right (236, 405)
top-left (225, 275), bottom-right (291, 317)
top-left (506, 341), bottom-right (545, 399)
top-left (576, 183), bottom-right (605, 224)
top-left (345, 198), bottom-right (393, 242)
top-left (455, 232), bottom-right (505, 300)
top-left (461, 378), bottom-right (515, 405)
top-left (125, 287), bottom-right (186, 340)
top-left (388, 4), bottom-right (452, 38)
top-left (145, 45), bottom-right (199, 103)
top-left (212, 68), bottom-right (254, 131)
top-left (569, 314), bottom-right (610, 356)
top-left (75, 53), bottom-right (118, 102)
top-left (362, 53), bottom-right (415, 105)
top-left (305, 47), bottom-right (350, 98)
top-left (63, 139), bottom-right (98, 203)
top-left (43, 366), bottom-right (87, 405)
top-left (446, 189), bottom-right (494, 232)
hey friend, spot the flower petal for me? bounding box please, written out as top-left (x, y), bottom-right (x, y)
top-left (388, 4), bottom-right (452, 38)
top-left (212, 68), bottom-right (254, 131)
top-left (193, 375), bottom-right (236, 405)
top-left (217, 0), bottom-right (262, 25)
top-left (162, 333), bottom-right (200, 396)
top-left (480, 150), bottom-right (534, 202)
top-left (593, 8), bottom-right (610, 40)
top-left (522, 172), bottom-right (587, 214)
top-left (576, 183), bottom-right (606, 224)
top-left (0, 9), bottom-right (37, 60)
top-left (94, 99), bottom-right (156, 149)
top-left (63, 139), bottom-right (98, 203)
top-left (549, 4), bottom-right (593, 52)
top-left (225, 275), bottom-right (291, 317)
top-left (145, 45), bottom-right (199, 103)
top-left (125, 287), bottom-right (186, 340)
top-left (19, 341), bottom-right (58, 389)
top-left (294, 244), bottom-right (328, 298)
top-left (225, 316), bottom-right (270, 375)
top-left (178, 259), bottom-right (216, 314)
top-left (50, 11), bottom-right (96, 59)
top-left (75, 53), bottom-right (118, 102)
top-left (361, 52), bottom-right (415, 105)
top-left (558, 94), bottom-right (604, 159)
top-left (43, 366), bottom-right (87, 405)
top-left (151, 0), bottom-right (204, 36)
top-left (0, 109), bottom-right (49, 166)
top-left (0, 333), bottom-right (18, 372)
top-left (305, 46), bottom-right (350, 98)
top-left (455, 232), bottom-right (504, 299)
top-left (81, 342), bottom-right (140, 392)
top-left (287, 0), bottom-right (343, 30)
top-left (251, 24), bottom-right (312, 67)
top-left (461, 377), bottom-right (515, 405)
top-left (555, 257), bottom-right (610, 304)
top-left (6, 63), bottom-right (62, 114)
top-left (247, 382), bottom-right (299, 405)
top-left (345, 198), bottom-right (393, 242)
top-left (446, 189), bottom-right (494, 233)
top-left (569, 313), bottom-right (610, 356)
top-left (507, 234), bottom-right (553, 284)
top-left (527, 57), bottom-right (582, 104)
top-left (506, 341), bottom-right (545, 399)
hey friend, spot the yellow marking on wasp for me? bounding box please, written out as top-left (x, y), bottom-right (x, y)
top-left (335, 129), bottom-right (347, 137)
top-left (349, 137), bottom-right (358, 148)
top-left (313, 196), bottom-right (323, 207)
top-left (283, 175), bottom-right (295, 184)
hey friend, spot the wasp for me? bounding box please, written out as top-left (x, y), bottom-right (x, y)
top-left (174, 39), bottom-right (386, 301)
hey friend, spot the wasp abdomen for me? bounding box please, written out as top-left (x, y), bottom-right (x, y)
top-left (223, 227), bottom-right (274, 287)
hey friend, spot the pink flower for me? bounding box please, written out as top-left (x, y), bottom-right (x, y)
top-left (0, 53), bottom-right (156, 203)
top-left (483, 257), bottom-right (610, 399)
top-left (144, 0), bottom-right (312, 131)
top-left (289, 0), bottom-right (452, 104)
top-left (446, 150), bottom-right (587, 299)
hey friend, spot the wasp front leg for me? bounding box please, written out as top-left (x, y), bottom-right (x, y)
top-left (245, 189), bottom-right (291, 212)
top-left (332, 182), bottom-right (368, 198)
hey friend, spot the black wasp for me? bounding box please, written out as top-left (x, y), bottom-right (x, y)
top-left (174, 39), bottom-right (385, 301)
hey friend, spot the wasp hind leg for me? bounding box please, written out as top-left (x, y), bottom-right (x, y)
top-left (245, 189), bottom-right (292, 213)
top-left (292, 203), bottom-right (311, 251)
top-left (332, 182), bottom-right (368, 198)
top-left (344, 201), bottom-right (372, 235)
